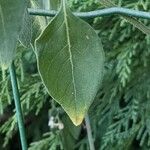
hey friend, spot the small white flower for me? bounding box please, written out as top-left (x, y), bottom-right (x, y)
top-left (48, 116), bottom-right (64, 130)
top-left (48, 116), bottom-right (55, 128)
top-left (58, 122), bottom-right (64, 130)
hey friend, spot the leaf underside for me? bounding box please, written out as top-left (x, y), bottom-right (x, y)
top-left (19, 9), bottom-right (32, 48)
top-left (0, 0), bottom-right (26, 69)
top-left (35, 1), bottom-right (104, 126)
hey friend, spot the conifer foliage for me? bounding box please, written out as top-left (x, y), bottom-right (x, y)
top-left (0, 0), bottom-right (150, 150)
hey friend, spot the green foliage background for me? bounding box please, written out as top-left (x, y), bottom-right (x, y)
top-left (0, 0), bottom-right (150, 149)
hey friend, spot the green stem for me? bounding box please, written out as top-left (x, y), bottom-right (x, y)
top-left (9, 62), bottom-right (27, 150)
top-left (28, 7), bottom-right (150, 20)
top-left (85, 115), bottom-right (95, 150)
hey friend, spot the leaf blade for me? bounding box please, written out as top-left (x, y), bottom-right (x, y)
top-left (0, 0), bottom-right (26, 69)
top-left (35, 2), bottom-right (104, 125)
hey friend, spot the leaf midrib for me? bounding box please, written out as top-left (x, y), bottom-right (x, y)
top-left (62, 0), bottom-right (77, 115)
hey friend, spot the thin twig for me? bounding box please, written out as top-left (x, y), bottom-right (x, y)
top-left (85, 115), bottom-right (95, 150)
top-left (9, 62), bottom-right (27, 150)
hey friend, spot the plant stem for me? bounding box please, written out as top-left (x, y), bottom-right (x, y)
top-left (85, 115), bottom-right (95, 150)
top-left (28, 7), bottom-right (150, 20)
top-left (9, 62), bottom-right (27, 150)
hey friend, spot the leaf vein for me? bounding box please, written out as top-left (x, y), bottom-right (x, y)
top-left (63, 0), bottom-right (77, 118)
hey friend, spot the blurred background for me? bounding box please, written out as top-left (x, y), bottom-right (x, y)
top-left (0, 0), bottom-right (150, 149)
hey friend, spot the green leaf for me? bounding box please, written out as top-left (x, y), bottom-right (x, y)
top-left (49, 0), bottom-right (60, 10)
top-left (35, 0), bottom-right (104, 126)
top-left (30, 0), bottom-right (47, 45)
top-left (19, 10), bottom-right (32, 48)
top-left (0, 0), bottom-right (26, 69)
top-left (61, 114), bottom-right (81, 150)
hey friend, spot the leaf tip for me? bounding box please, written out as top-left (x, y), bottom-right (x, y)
top-left (71, 115), bottom-right (84, 126)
